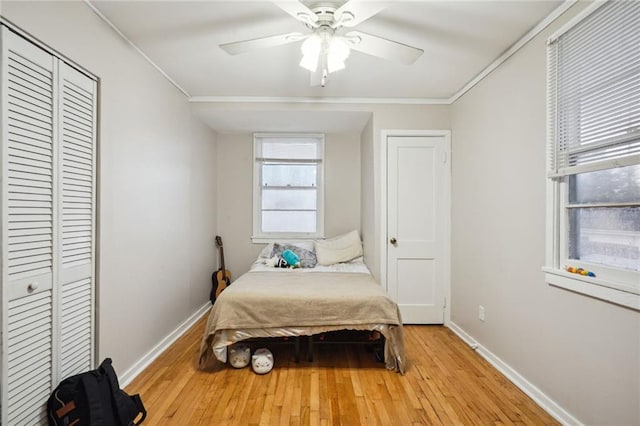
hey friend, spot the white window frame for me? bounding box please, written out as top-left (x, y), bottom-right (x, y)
top-left (252, 133), bottom-right (325, 243)
top-left (544, 1), bottom-right (640, 311)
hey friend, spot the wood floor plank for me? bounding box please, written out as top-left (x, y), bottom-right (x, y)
top-left (125, 315), bottom-right (559, 425)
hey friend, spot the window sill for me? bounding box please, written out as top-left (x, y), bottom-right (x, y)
top-left (543, 267), bottom-right (640, 311)
top-left (251, 234), bottom-right (325, 244)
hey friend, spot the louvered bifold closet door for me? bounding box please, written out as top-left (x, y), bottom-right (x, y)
top-left (57, 62), bottom-right (96, 379)
top-left (1, 27), bottom-right (56, 425)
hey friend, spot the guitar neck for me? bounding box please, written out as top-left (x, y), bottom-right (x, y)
top-left (219, 246), bottom-right (226, 272)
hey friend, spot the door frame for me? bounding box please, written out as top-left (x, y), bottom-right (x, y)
top-left (379, 129), bottom-right (452, 326)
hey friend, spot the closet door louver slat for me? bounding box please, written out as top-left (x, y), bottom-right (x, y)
top-left (58, 62), bottom-right (96, 379)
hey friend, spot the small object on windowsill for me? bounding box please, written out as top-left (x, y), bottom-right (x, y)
top-left (565, 266), bottom-right (596, 277)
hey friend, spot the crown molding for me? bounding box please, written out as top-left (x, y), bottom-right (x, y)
top-left (188, 96), bottom-right (450, 105)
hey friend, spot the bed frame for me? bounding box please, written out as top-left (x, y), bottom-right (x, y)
top-left (241, 330), bottom-right (385, 364)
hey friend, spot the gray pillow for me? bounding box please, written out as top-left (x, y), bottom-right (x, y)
top-left (271, 243), bottom-right (317, 268)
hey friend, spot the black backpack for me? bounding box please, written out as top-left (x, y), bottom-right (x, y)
top-left (47, 358), bottom-right (147, 426)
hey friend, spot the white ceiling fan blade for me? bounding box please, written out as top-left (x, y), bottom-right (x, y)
top-left (273, 1), bottom-right (319, 27)
top-left (220, 32), bottom-right (305, 55)
top-left (334, 1), bottom-right (387, 28)
top-left (346, 31), bottom-right (423, 65)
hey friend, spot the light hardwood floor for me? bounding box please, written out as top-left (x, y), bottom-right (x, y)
top-left (125, 314), bottom-right (558, 425)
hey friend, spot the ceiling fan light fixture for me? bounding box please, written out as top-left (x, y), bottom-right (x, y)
top-left (300, 53), bottom-right (319, 72)
top-left (326, 36), bottom-right (350, 73)
top-left (329, 36), bottom-right (350, 60)
top-left (301, 34), bottom-right (322, 58)
top-left (300, 33), bottom-right (322, 71)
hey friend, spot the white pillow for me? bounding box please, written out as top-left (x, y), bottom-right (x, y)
top-left (315, 230), bottom-right (363, 266)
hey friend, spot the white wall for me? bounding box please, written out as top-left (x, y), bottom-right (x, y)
top-left (360, 117), bottom-right (375, 268)
top-left (450, 2), bottom-right (640, 424)
top-left (2, 1), bottom-right (218, 373)
top-left (215, 132), bottom-right (362, 277)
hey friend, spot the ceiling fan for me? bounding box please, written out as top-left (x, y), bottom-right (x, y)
top-left (219, 1), bottom-right (424, 86)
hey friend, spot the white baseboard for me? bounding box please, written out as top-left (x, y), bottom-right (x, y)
top-left (119, 302), bottom-right (211, 387)
top-left (447, 321), bottom-right (582, 426)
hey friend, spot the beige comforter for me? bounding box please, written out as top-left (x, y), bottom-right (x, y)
top-left (198, 271), bottom-right (405, 373)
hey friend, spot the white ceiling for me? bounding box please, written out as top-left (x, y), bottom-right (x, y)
top-left (89, 0), bottom-right (563, 132)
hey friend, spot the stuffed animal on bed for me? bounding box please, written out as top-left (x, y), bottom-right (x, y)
top-left (251, 348), bottom-right (274, 374)
top-left (281, 249), bottom-right (300, 268)
top-left (264, 249), bottom-right (300, 269)
top-left (264, 255), bottom-right (288, 268)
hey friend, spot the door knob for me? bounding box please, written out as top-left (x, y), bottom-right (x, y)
top-left (390, 237), bottom-right (397, 245)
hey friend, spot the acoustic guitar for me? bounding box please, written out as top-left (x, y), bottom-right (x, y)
top-left (210, 236), bottom-right (231, 304)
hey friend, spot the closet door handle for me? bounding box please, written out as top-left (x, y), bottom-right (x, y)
top-left (390, 237), bottom-right (397, 245)
top-left (27, 282), bottom-right (39, 292)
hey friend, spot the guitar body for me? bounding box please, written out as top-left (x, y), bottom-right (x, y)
top-left (211, 268), bottom-right (231, 303)
top-left (210, 236), bottom-right (231, 304)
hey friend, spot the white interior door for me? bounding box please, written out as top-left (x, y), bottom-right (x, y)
top-left (1, 27), bottom-right (56, 425)
top-left (387, 135), bottom-right (449, 324)
top-left (57, 62), bottom-right (97, 379)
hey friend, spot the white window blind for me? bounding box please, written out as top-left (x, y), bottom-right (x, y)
top-left (547, 0), bottom-right (640, 178)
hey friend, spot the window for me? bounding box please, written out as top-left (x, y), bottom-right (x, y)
top-left (545, 0), bottom-right (640, 310)
top-left (252, 133), bottom-right (324, 242)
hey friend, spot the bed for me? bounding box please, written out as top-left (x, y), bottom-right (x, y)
top-left (198, 235), bottom-right (405, 374)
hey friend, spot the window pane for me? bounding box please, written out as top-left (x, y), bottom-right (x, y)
top-left (569, 207), bottom-right (640, 271)
top-left (262, 164), bottom-right (317, 187)
top-left (262, 188), bottom-right (316, 210)
top-left (262, 211), bottom-right (317, 233)
top-left (262, 139), bottom-right (319, 160)
top-left (570, 164), bottom-right (640, 204)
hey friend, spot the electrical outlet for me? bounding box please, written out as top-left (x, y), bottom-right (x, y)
top-left (478, 305), bottom-right (486, 321)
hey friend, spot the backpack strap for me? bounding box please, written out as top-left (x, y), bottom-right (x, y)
top-left (100, 358), bottom-right (120, 390)
top-left (129, 394), bottom-right (147, 425)
top-left (101, 358), bottom-right (147, 425)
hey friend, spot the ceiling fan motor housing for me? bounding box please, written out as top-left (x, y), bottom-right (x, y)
top-left (302, 4), bottom-right (352, 31)
top-left (311, 4), bottom-right (337, 19)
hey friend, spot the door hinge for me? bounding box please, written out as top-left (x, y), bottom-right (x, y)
top-left (443, 297), bottom-right (447, 308)
top-left (443, 151), bottom-right (448, 163)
